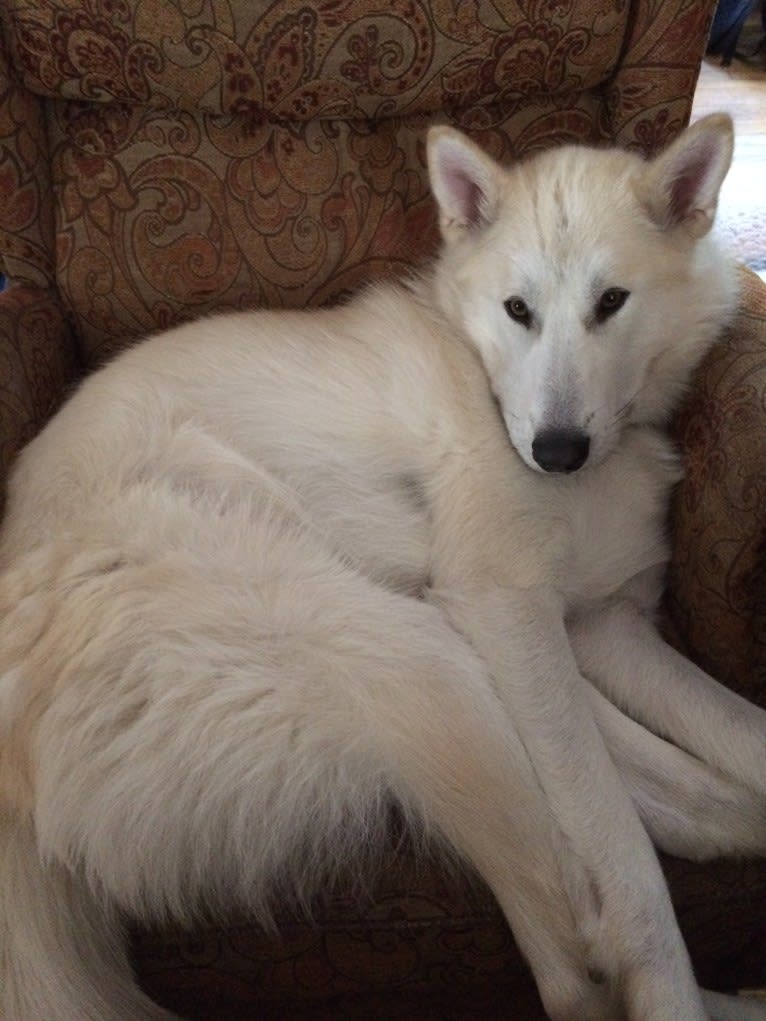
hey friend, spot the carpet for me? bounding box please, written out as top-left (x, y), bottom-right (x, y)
top-left (717, 159), bottom-right (766, 279)
top-left (715, 16), bottom-right (766, 279)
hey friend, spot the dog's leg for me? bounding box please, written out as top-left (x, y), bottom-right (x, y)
top-left (702, 990), bottom-right (766, 1021)
top-left (568, 599), bottom-right (766, 798)
top-left (425, 429), bottom-right (712, 1020)
top-left (345, 599), bottom-right (621, 1021)
top-left (586, 681), bottom-right (766, 859)
top-left (431, 582), bottom-right (709, 1021)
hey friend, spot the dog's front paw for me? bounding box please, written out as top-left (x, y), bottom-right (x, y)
top-left (702, 989), bottom-right (766, 1021)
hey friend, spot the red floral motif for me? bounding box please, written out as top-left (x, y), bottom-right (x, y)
top-left (441, 0), bottom-right (486, 45)
top-left (341, 19), bottom-right (429, 98)
top-left (441, 19), bottom-right (589, 114)
top-left (59, 103), bottom-right (137, 154)
top-left (60, 148), bottom-right (119, 206)
top-left (343, 24), bottom-right (390, 85)
top-left (632, 108), bottom-right (685, 157)
top-left (229, 97), bottom-right (269, 138)
top-left (256, 9), bottom-right (318, 109)
top-left (0, 0), bottom-right (728, 353)
top-left (348, 126), bottom-right (407, 195)
top-left (227, 147), bottom-right (308, 240)
top-left (54, 114), bottom-right (135, 238)
top-left (6, 0), bottom-right (626, 121)
top-left (224, 52), bottom-right (255, 99)
top-left (33, 6), bottom-right (160, 103)
top-left (129, 155), bottom-right (243, 305)
top-left (491, 20), bottom-right (588, 93)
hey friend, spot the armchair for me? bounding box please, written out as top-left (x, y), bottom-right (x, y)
top-left (1, 2), bottom-right (763, 1017)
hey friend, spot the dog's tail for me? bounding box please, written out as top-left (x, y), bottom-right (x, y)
top-left (0, 811), bottom-right (179, 1021)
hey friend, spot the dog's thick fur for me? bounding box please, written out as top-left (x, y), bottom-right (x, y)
top-left (1, 115), bottom-right (765, 1021)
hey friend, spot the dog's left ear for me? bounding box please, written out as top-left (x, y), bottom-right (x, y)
top-left (427, 126), bottom-right (502, 239)
top-left (636, 113), bottom-right (734, 238)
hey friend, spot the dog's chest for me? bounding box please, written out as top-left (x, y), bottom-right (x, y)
top-left (294, 425), bottom-right (679, 610)
top-left (554, 429), bottom-right (681, 607)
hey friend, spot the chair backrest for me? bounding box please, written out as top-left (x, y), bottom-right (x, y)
top-left (0, 1), bottom-right (717, 365)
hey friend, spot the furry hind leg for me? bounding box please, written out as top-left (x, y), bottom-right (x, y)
top-left (322, 592), bottom-right (622, 1021)
top-left (338, 590), bottom-right (760, 1021)
top-left (9, 536), bottom-right (615, 1021)
top-left (0, 813), bottom-right (178, 1021)
top-left (702, 990), bottom-right (766, 1021)
top-left (1, 521), bottom-right (713, 1021)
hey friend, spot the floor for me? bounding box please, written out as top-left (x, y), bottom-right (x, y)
top-left (692, 19), bottom-right (766, 276)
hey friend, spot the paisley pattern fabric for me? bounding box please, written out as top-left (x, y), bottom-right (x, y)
top-left (5, 0), bottom-right (628, 120)
top-left (1, 1), bottom-right (765, 1016)
top-left (669, 267), bottom-right (766, 703)
top-left (0, 0), bottom-right (717, 361)
top-left (0, 285), bottom-right (81, 512)
top-left (130, 845), bottom-right (766, 1019)
top-left (131, 847), bottom-right (541, 1019)
top-left (0, 34), bottom-right (56, 288)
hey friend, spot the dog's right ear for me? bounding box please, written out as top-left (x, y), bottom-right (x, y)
top-left (427, 126), bottom-right (502, 239)
top-left (635, 113), bottom-right (734, 239)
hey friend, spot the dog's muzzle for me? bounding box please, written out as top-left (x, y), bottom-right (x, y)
top-left (531, 428), bottom-right (590, 473)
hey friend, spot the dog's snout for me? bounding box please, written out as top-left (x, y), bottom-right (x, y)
top-left (531, 429), bottom-right (590, 473)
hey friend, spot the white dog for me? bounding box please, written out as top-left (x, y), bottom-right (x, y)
top-left (1, 113), bottom-right (765, 1021)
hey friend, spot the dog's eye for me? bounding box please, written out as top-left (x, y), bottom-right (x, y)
top-left (595, 288), bottom-right (630, 323)
top-left (504, 296), bottom-right (532, 327)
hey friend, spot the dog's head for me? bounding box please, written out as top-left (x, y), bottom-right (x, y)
top-left (427, 115), bottom-right (738, 473)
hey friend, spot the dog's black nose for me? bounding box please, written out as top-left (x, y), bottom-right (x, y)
top-left (531, 429), bottom-right (590, 473)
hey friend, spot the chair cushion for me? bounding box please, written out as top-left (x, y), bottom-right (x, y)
top-left (4, 0), bottom-right (628, 120)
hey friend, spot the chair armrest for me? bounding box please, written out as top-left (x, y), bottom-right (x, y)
top-left (667, 267), bottom-right (766, 703)
top-left (0, 284), bottom-right (81, 514)
top-left (606, 1), bottom-right (717, 152)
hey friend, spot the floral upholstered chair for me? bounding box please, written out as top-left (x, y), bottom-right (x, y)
top-left (0, 2), bottom-right (764, 1017)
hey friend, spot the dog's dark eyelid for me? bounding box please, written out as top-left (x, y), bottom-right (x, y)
top-left (595, 287), bottom-right (630, 323)
top-left (504, 296), bottom-right (532, 327)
